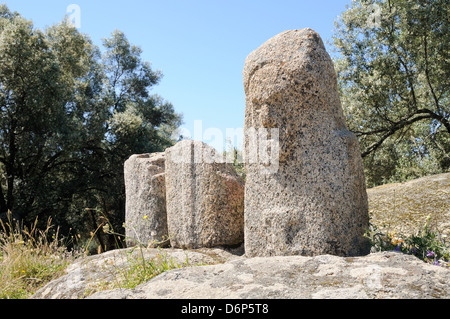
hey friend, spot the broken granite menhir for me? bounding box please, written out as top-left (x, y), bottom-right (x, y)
top-left (124, 152), bottom-right (168, 247)
top-left (165, 140), bottom-right (245, 249)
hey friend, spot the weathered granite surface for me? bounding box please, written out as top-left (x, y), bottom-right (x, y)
top-left (87, 251), bottom-right (449, 299)
top-left (31, 247), bottom-right (450, 299)
top-left (124, 152), bottom-right (168, 247)
top-left (165, 140), bottom-right (245, 249)
top-left (31, 247), bottom-right (242, 299)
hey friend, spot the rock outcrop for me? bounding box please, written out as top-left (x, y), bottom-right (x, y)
top-left (31, 247), bottom-right (242, 299)
top-left (165, 140), bottom-right (245, 249)
top-left (124, 153), bottom-right (168, 247)
top-left (243, 29), bottom-right (370, 257)
top-left (368, 172), bottom-right (450, 237)
top-left (81, 251), bottom-right (449, 299)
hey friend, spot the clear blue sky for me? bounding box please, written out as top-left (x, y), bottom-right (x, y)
top-left (5, 0), bottom-right (352, 151)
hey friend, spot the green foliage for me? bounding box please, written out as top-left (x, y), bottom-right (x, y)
top-left (366, 216), bottom-right (449, 267)
top-left (224, 141), bottom-right (245, 180)
top-left (0, 213), bottom-right (81, 299)
top-left (93, 248), bottom-right (189, 293)
top-left (0, 5), bottom-right (182, 247)
top-left (333, 0), bottom-right (450, 187)
top-left (407, 221), bottom-right (449, 265)
top-left (84, 216), bottom-right (193, 295)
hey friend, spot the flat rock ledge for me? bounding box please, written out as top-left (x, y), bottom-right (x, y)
top-left (32, 249), bottom-right (449, 299)
top-left (31, 247), bottom-right (242, 300)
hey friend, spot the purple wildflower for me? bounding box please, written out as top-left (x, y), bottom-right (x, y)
top-left (432, 260), bottom-right (440, 266)
top-left (427, 250), bottom-right (435, 257)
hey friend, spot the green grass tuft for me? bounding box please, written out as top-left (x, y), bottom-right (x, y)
top-left (0, 214), bottom-right (81, 299)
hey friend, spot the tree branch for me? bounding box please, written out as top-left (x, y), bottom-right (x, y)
top-left (416, 108), bottom-right (450, 133)
top-left (361, 114), bottom-right (434, 157)
top-left (423, 34), bottom-right (441, 112)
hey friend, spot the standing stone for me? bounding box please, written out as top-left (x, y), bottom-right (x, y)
top-left (124, 153), bottom-right (168, 247)
top-left (243, 29), bottom-right (370, 257)
top-left (165, 140), bottom-right (245, 249)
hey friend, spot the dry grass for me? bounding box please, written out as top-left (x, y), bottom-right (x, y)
top-left (0, 215), bottom-right (81, 299)
top-left (367, 172), bottom-right (450, 237)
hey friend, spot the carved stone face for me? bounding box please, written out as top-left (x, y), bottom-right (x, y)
top-left (243, 29), bottom-right (346, 130)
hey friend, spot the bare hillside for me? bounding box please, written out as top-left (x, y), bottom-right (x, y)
top-left (367, 172), bottom-right (450, 237)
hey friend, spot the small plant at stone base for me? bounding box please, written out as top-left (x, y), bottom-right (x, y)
top-left (84, 208), bottom-right (126, 254)
top-left (86, 215), bottom-right (190, 293)
top-left (364, 220), bottom-right (397, 252)
top-left (85, 246), bottom-right (191, 295)
top-left (114, 248), bottom-right (186, 290)
top-left (399, 216), bottom-right (449, 267)
top-left (365, 216), bottom-right (450, 267)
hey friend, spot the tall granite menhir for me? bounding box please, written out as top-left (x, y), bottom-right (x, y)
top-left (243, 29), bottom-right (370, 257)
